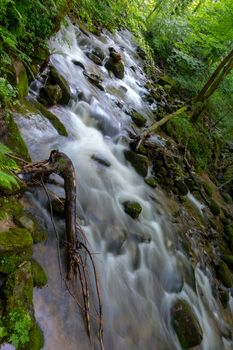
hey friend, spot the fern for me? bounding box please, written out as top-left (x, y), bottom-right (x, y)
top-left (0, 143), bottom-right (20, 190)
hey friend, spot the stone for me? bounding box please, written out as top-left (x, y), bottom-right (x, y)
top-left (0, 228), bottom-right (33, 254)
top-left (48, 66), bottom-right (71, 105)
top-left (130, 110), bottom-right (146, 127)
top-left (31, 259), bottom-right (47, 288)
top-left (72, 60), bottom-right (85, 70)
top-left (83, 71), bottom-right (105, 91)
top-left (13, 60), bottom-right (28, 99)
top-left (124, 150), bottom-right (149, 177)
top-left (91, 154), bottom-right (111, 167)
top-left (171, 299), bottom-right (203, 349)
top-left (144, 176), bottom-right (158, 188)
top-left (38, 84), bottom-right (62, 106)
top-left (222, 255), bottom-right (233, 270)
top-left (86, 52), bottom-right (102, 65)
top-left (13, 215), bottom-right (34, 232)
top-left (105, 48), bottom-right (124, 79)
top-left (51, 197), bottom-right (65, 216)
top-left (123, 201), bottom-right (142, 219)
top-left (136, 46), bottom-right (146, 60)
top-left (215, 260), bottom-right (233, 288)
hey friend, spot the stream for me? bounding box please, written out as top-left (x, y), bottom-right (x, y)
top-left (16, 21), bottom-right (233, 350)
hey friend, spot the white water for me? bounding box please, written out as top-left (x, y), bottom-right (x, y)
top-left (16, 21), bottom-right (232, 350)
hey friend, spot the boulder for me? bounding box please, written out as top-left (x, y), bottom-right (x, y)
top-left (144, 176), bottom-right (157, 188)
top-left (171, 299), bottom-right (203, 349)
top-left (83, 71), bottom-right (105, 91)
top-left (91, 154), bottom-right (111, 167)
top-left (124, 150), bottom-right (149, 177)
top-left (0, 228), bottom-right (33, 254)
top-left (123, 201), bottom-right (142, 219)
top-left (105, 48), bottom-right (124, 79)
top-left (31, 259), bottom-right (47, 288)
top-left (130, 110), bottom-right (146, 127)
top-left (48, 66), bottom-right (71, 105)
top-left (51, 197), bottom-right (65, 216)
top-left (72, 60), bottom-right (86, 70)
top-left (86, 52), bottom-right (102, 65)
top-left (38, 84), bottom-right (62, 106)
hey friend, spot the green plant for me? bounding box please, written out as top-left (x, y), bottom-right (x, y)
top-left (0, 143), bottom-right (19, 190)
top-left (8, 309), bottom-right (32, 349)
top-left (0, 78), bottom-right (17, 107)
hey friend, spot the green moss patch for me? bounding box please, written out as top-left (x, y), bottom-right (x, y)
top-left (31, 259), bottom-right (48, 288)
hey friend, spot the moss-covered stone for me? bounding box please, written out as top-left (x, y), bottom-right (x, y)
top-left (4, 110), bottom-right (31, 161)
top-left (171, 299), bottom-right (203, 349)
top-left (224, 225), bottom-right (233, 238)
top-left (49, 66), bottom-right (71, 105)
top-left (130, 111), bottom-right (146, 127)
top-left (221, 192), bottom-right (232, 204)
top-left (175, 180), bottom-right (188, 196)
top-left (215, 260), bottom-right (233, 288)
top-left (13, 212), bottom-right (47, 244)
top-left (0, 197), bottom-right (23, 221)
top-left (105, 57), bottom-right (124, 79)
top-left (144, 176), bottom-right (157, 188)
top-left (0, 250), bottom-right (32, 275)
top-left (209, 199), bottom-right (220, 216)
top-left (124, 150), bottom-right (149, 177)
top-left (13, 61), bottom-right (29, 99)
top-left (3, 261), bottom-right (33, 314)
top-left (29, 99), bottom-right (68, 136)
top-left (26, 322), bottom-right (44, 350)
top-left (123, 201), bottom-right (142, 219)
top-left (0, 228), bottom-right (33, 254)
top-left (31, 259), bottom-right (47, 288)
top-left (38, 84), bottom-right (62, 106)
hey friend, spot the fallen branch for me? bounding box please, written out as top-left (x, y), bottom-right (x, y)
top-left (136, 106), bottom-right (187, 151)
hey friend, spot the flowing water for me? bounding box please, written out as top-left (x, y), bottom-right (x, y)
top-left (16, 21), bottom-right (233, 350)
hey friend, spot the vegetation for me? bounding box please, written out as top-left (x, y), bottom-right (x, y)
top-left (0, 143), bottom-right (19, 190)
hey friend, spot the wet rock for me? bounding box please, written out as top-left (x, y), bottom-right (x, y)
top-left (171, 299), bottom-right (203, 349)
top-left (91, 154), bottom-right (111, 167)
top-left (13, 215), bottom-right (35, 233)
top-left (105, 47), bottom-right (124, 79)
top-left (218, 286), bottom-right (230, 308)
top-left (72, 60), bottom-right (86, 70)
top-left (124, 150), bottom-right (149, 177)
top-left (175, 180), bottom-right (188, 196)
top-left (215, 260), bottom-right (233, 288)
top-left (92, 46), bottom-right (105, 61)
top-left (31, 259), bottom-right (47, 288)
top-left (129, 232), bottom-right (151, 243)
top-left (144, 176), bottom-right (157, 188)
top-left (38, 84), bottom-right (62, 106)
top-left (209, 199), bottom-right (220, 216)
top-left (50, 197), bottom-right (65, 216)
top-left (123, 201), bottom-right (142, 219)
top-left (83, 71), bottom-right (105, 91)
top-left (0, 228), bottom-right (33, 253)
top-left (130, 110), bottom-right (146, 127)
top-left (86, 52), bottom-right (102, 65)
top-left (48, 66), bottom-right (71, 105)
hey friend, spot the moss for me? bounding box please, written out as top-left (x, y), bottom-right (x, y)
top-left (222, 255), bottom-right (233, 270)
top-left (29, 99), bottom-right (68, 136)
top-left (221, 192), bottom-right (232, 204)
top-left (0, 227), bottom-right (33, 254)
top-left (123, 201), bottom-right (142, 219)
top-left (13, 212), bottom-right (47, 244)
top-left (17, 66), bottom-right (29, 99)
top-left (4, 110), bottom-right (31, 161)
top-left (26, 323), bottom-right (44, 350)
top-left (0, 196), bottom-right (23, 221)
top-left (171, 299), bottom-right (203, 349)
top-left (215, 260), bottom-right (233, 288)
top-left (144, 176), bottom-right (157, 188)
top-left (3, 262), bottom-right (33, 314)
top-left (31, 259), bottom-right (47, 288)
top-left (0, 250), bottom-right (32, 275)
top-left (124, 150), bottom-right (149, 177)
top-left (130, 111), bottom-right (146, 127)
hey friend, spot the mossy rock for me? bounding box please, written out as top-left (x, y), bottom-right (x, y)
top-left (105, 58), bottom-right (124, 79)
top-left (215, 260), bottom-right (233, 288)
top-left (221, 192), bottom-right (232, 204)
top-left (123, 201), bottom-right (142, 219)
top-left (175, 180), bottom-right (188, 196)
top-left (26, 322), bottom-right (44, 350)
top-left (171, 299), bottom-right (203, 349)
top-left (158, 75), bottom-right (176, 87)
top-left (13, 212), bottom-right (47, 244)
top-left (209, 199), bottom-right (220, 216)
top-left (31, 260), bottom-right (47, 288)
top-left (4, 111), bottom-right (31, 161)
top-left (222, 255), bottom-right (233, 270)
top-left (124, 150), bottom-right (149, 177)
top-left (0, 250), bottom-right (32, 275)
top-left (29, 99), bottom-right (68, 136)
top-left (224, 225), bottom-right (233, 238)
top-left (130, 111), bottom-right (146, 127)
top-left (0, 228), bottom-right (33, 254)
top-left (3, 261), bottom-right (33, 314)
top-left (0, 197), bottom-right (23, 221)
top-left (48, 66), bottom-right (71, 105)
top-left (144, 176), bottom-right (157, 188)
top-left (13, 61), bottom-right (29, 99)
top-left (38, 84), bottom-right (62, 106)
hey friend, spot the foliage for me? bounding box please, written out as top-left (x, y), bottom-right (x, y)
top-left (0, 78), bottom-right (17, 107)
top-left (0, 143), bottom-right (20, 190)
top-left (8, 309), bottom-right (32, 349)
